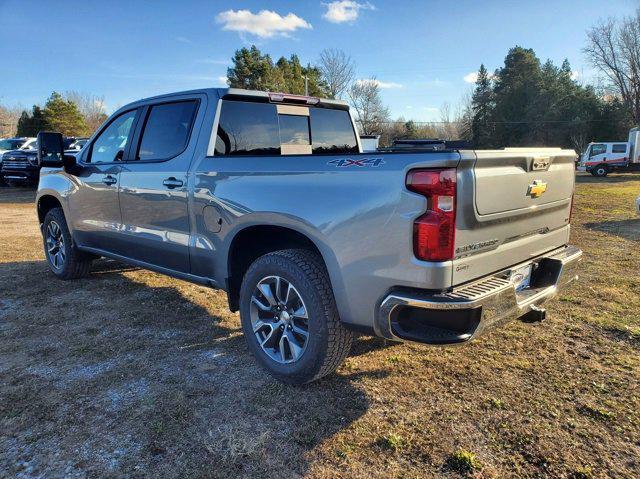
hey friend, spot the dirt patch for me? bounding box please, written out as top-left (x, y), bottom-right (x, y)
top-left (1, 176), bottom-right (639, 478)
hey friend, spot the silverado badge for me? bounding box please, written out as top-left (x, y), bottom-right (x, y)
top-left (527, 180), bottom-right (547, 198)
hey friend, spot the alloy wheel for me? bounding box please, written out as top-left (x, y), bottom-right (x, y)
top-left (249, 275), bottom-right (310, 364)
top-left (46, 220), bottom-right (66, 269)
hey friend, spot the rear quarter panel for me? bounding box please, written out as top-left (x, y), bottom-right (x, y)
top-left (190, 152), bottom-right (460, 328)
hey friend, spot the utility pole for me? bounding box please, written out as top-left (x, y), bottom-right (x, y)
top-left (304, 75), bottom-right (309, 96)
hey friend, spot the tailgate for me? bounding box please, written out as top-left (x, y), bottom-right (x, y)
top-left (452, 148), bottom-right (576, 285)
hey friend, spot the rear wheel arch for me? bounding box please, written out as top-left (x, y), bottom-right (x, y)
top-left (226, 225), bottom-right (332, 312)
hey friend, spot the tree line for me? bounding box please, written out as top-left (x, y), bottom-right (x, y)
top-left (0, 91), bottom-right (107, 139)
top-left (226, 9), bottom-right (639, 150)
top-left (1, 10), bottom-right (637, 150)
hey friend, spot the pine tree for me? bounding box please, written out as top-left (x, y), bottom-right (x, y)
top-left (226, 45), bottom-right (329, 96)
top-left (471, 64), bottom-right (494, 148)
top-left (15, 105), bottom-right (49, 136)
top-left (42, 92), bottom-right (87, 137)
top-left (16, 111), bottom-right (32, 137)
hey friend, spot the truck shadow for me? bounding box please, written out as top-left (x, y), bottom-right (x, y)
top-left (0, 258), bottom-right (384, 478)
top-left (584, 218), bottom-right (640, 241)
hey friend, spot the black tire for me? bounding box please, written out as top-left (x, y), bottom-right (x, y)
top-left (592, 164), bottom-right (609, 177)
top-left (239, 249), bottom-right (353, 385)
top-left (42, 207), bottom-right (93, 280)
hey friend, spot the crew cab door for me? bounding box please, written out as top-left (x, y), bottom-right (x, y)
top-left (69, 108), bottom-right (140, 251)
top-left (116, 96), bottom-right (203, 273)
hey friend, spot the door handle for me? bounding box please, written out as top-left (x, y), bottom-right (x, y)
top-left (163, 177), bottom-right (184, 189)
top-left (102, 175), bottom-right (117, 186)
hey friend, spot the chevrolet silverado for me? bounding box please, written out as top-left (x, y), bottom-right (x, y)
top-left (35, 88), bottom-right (582, 384)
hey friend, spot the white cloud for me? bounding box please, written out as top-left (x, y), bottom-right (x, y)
top-left (571, 71), bottom-right (580, 81)
top-left (175, 36), bottom-right (193, 44)
top-left (463, 72), bottom-right (478, 84)
top-left (355, 78), bottom-right (403, 89)
top-left (464, 71), bottom-right (495, 83)
top-left (217, 76), bottom-right (228, 86)
top-left (216, 9), bottom-right (311, 38)
top-left (322, 1), bottom-right (375, 23)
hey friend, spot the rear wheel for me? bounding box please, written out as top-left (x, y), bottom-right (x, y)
top-left (43, 207), bottom-right (93, 279)
top-left (239, 249), bottom-right (353, 384)
top-left (591, 165), bottom-right (609, 177)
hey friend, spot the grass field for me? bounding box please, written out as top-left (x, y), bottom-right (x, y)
top-left (0, 174), bottom-right (639, 478)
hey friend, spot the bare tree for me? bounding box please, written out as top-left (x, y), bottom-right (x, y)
top-left (0, 103), bottom-right (22, 137)
top-left (64, 91), bottom-right (109, 135)
top-left (585, 10), bottom-right (640, 123)
top-left (318, 48), bottom-right (355, 99)
top-left (348, 78), bottom-right (390, 135)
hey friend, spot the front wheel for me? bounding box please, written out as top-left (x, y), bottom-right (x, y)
top-left (239, 249), bottom-right (353, 384)
top-left (591, 165), bottom-right (609, 177)
top-left (43, 207), bottom-right (93, 279)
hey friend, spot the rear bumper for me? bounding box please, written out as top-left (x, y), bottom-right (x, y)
top-left (375, 245), bottom-right (582, 345)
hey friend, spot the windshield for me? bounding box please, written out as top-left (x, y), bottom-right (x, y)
top-left (0, 139), bottom-right (25, 150)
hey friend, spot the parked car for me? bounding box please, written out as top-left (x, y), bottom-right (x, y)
top-left (1, 148), bottom-right (39, 185)
top-left (636, 196), bottom-right (640, 216)
top-left (1, 137), bottom-right (84, 186)
top-left (66, 138), bottom-right (88, 151)
top-left (577, 128), bottom-right (640, 177)
top-left (0, 137), bottom-right (36, 155)
top-left (34, 88), bottom-right (582, 384)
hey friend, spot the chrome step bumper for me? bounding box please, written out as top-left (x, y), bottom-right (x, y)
top-left (375, 245), bottom-right (583, 345)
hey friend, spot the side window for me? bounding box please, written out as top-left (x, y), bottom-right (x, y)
top-left (89, 110), bottom-right (137, 163)
top-left (215, 101), bottom-right (280, 156)
top-left (137, 101), bottom-right (198, 161)
top-left (310, 108), bottom-right (358, 154)
top-left (590, 144), bottom-right (606, 157)
top-left (612, 144), bottom-right (627, 153)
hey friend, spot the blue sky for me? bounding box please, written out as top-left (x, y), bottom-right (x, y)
top-left (0, 0), bottom-right (636, 121)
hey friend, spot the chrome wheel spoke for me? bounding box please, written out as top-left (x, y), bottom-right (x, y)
top-left (285, 331), bottom-right (304, 360)
top-left (292, 305), bottom-right (308, 319)
top-left (291, 323), bottom-right (308, 338)
top-left (279, 334), bottom-right (289, 362)
top-left (258, 283), bottom-right (277, 307)
top-left (251, 295), bottom-right (271, 312)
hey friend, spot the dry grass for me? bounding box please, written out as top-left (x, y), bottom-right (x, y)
top-left (0, 173), bottom-right (639, 478)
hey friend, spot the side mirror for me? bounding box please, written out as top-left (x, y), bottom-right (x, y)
top-left (37, 131), bottom-right (64, 167)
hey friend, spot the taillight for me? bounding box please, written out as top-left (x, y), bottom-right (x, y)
top-left (406, 168), bottom-right (457, 261)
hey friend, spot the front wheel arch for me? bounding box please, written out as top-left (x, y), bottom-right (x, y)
top-left (37, 194), bottom-right (63, 225)
top-left (591, 164), bottom-right (609, 177)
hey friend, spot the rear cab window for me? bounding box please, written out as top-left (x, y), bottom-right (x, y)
top-left (213, 100), bottom-right (358, 156)
top-left (611, 144), bottom-right (627, 154)
top-left (136, 100), bottom-right (198, 161)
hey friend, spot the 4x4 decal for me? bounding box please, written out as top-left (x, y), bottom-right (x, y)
top-left (328, 158), bottom-right (385, 167)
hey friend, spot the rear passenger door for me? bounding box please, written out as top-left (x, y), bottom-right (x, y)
top-left (117, 95), bottom-right (204, 273)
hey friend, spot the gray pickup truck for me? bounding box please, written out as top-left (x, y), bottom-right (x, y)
top-left (35, 88), bottom-right (582, 384)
